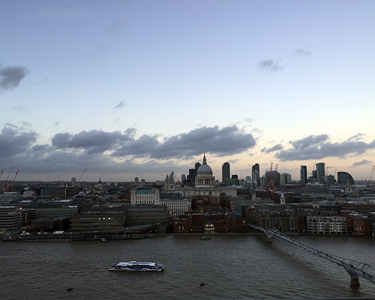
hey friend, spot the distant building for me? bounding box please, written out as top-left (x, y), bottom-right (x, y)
top-left (252, 163), bottom-right (260, 186)
top-left (134, 177), bottom-right (139, 185)
top-left (316, 163), bottom-right (325, 183)
top-left (71, 177), bottom-right (76, 187)
top-left (337, 172), bottom-right (354, 185)
top-left (177, 154), bottom-right (237, 201)
top-left (264, 171), bottom-right (281, 187)
top-left (300, 166), bottom-right (307, 184)
top-left (222, 162), bottom-right (230, 182)
top-left (280, 173), bottom-right (292, 186)
top-left (326, 175), bottom-right (335, 186)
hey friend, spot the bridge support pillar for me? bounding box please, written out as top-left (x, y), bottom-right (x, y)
top-left (267, 236), bottom-right (272, 243)
top-left (350, 277), bottom-right (360, 287)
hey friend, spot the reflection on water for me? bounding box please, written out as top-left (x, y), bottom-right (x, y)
top-left (1, 235), bottom-right (375, 300)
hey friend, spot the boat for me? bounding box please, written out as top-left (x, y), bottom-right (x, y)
top-left (101, 238), bottom-right (107, 242)
top-left (109, 261), bottom-right (165, 272)
top-left (200, 236), bottom-right (211, 240)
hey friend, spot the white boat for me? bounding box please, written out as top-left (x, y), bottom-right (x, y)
top-left (109, 261), bottom-right (165, 272)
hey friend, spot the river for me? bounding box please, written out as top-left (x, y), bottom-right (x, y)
top-left (1, 234), bottom-right (375, 300)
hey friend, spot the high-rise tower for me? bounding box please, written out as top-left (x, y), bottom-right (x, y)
top-left (222, 162), bottom-right (230, 182)
top-left (300, 166), bottom-right (307, 184)
top-left (316, 162), bottom-right (325, 183)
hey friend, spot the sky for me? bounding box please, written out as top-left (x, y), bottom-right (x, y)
top-left (1, 0), bottom-right (375, 183)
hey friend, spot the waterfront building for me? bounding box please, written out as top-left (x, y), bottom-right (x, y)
top-left (316, 162), bottom-right (326, 184)
top-left (0, 211), bottom-right (22, 230)
top-left (222, 162), bottom-right (230, 182)
top-left (306, 215), bottom-right (347, 235)
top-left (160, 193), bottom-right (191, 217)
top-left (70, 207), bottom-right (126, 232)
top-left (300, 166), bottom-right (307, 184)
top-left (126, 205), bottom-right (168, 226)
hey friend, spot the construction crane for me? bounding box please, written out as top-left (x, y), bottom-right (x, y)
top-left (8, 168), bottom-right (20, 192)
top-left (5, 163), bottom-right (14, 182)
top-left (0, 169), bottom-right (4, 181)
top-left (365, 166), bottom-right (375, 188)
top-left (266, 163), bottom-right (273, 200)
top-left (271, 164), bottom-right (278, 202)
top-left (76, 168), bottom-right (88, 186)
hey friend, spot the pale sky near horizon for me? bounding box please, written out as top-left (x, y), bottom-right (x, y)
top-left (1, 0), bottom-right (375, 182)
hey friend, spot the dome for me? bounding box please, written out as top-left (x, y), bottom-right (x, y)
top-left (197, 164), bottom-right (212, 175)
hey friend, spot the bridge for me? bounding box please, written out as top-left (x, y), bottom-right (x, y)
top-left (249, 224), bottom-right (375, 287)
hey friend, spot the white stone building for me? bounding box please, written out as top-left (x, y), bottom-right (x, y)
top-left (131, 187), bottom-right (160, 205)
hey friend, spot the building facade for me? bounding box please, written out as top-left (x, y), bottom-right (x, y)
top-left (131, 187), bottom-right (160, 205)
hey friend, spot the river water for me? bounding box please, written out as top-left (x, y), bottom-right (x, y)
top-left (1, 235), bottom-right (375, 300)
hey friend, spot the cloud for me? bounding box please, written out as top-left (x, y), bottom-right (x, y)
top-left (294, 49), bottom-right (312, 56)
top-left (0, 127), bottom-right (38, 158)
top-left (0, 124), bottom-right (256, 178)
top-left (0, 64), bottom-right (28, 91)
top-left (258, 59), bottom-right (282, 72)
top-left (113, 125), bottom-right (257, 159)
top-left (276, 134), bottom-right (375, 161)
top-left (113, 101), bottom-right (126, 110)
top-left (351, 160), bottom-right (372, 168)
top-left (289, 134), bottom-right (329, 150)
top-left (52, 129), bottom-right (136, 154)
top-left (261, 144), bottom-right (284, 154)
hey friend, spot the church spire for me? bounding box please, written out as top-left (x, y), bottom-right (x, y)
top-left (203, 153), bottom-right (207, 165)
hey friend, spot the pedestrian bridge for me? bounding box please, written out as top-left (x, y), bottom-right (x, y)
top-left (249, 224), bottom-right (375, 287)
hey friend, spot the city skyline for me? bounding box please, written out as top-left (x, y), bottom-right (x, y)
top-left (1, 1), bottom-right (375, 182)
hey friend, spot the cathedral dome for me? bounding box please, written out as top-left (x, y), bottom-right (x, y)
top-left (197, 164), bottom-right (213, 175)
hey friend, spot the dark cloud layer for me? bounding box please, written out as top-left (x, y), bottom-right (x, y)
top-left (113, 125), bottom-right (256, 159)
top-left (0, 125), bottom-right (256, 177)
top-left (52, 129), bottom-right (135, 154)
top-left (0, 64), bottom-right (28, 91)
top-left (276, 134), bottom-right (375, 161)
top-left (0, 127), bottom-right (37, 158)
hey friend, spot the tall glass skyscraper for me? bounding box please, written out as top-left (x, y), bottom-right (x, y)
top-left (316, 162), bottom-right (325, 183)
top-left (300, 165), bottom-right (307, 184)
top-left (222, 162), bottom-right (230, 182)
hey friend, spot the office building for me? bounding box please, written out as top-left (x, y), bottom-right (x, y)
top-left (300, 166), bottom-right (307, 184)
top-left (222, 162), bottom-right (230, 182)
top-left (316, 162), bottom-right (325, 184)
